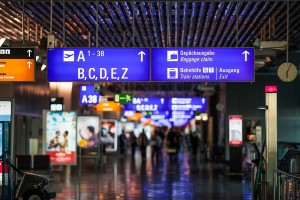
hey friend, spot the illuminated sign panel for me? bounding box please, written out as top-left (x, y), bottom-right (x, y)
top-left (47, 48), bottom-right (150, 82)
top-left (124, 97), bottom-right (207, 113)
top-left (77, 116), bottom-right (100, 157)
top-left (45, 111), bottom-right (77, 165)
top-left (0, 48), bottom-right (35, 82)
top-left (124, 98), bottom-right (167, 112)
top-left (79, 85), bottom-right (100, 105)
top-left (151, 48), bottom-right (254, 82)
top-left (229, 115), bottom-right (243, 146)
top-left (94, 101), bottom-right (121, 112)
top-left (168, 98), bottom-right (206, 111)
top-left (265, 85), bottom-right (277, 93)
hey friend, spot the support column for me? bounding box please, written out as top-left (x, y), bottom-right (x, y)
top-left (207, 116), bottom-right (213, 160)
top-left (265, 86), bottom-right (277, 199)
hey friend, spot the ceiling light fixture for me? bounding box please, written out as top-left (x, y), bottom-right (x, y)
top-left (0, 38), bottom-right (9, 47)
top-left (41, 64), bottom-right (47, 71)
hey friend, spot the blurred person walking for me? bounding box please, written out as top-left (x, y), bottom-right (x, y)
top-left (137, 129), bottom-right (149, 160)
top-left (130, 131), bottom-right (137, 158)
top-left (151, 130), bottom-right (163, 161)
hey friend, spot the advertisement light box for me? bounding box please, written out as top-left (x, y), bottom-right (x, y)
top-left (77, 116), bottom-right (100, 157)
top-left (229, 115), bottom-right (243, 147)
top-left (45, 111), bottom-right (77, 165)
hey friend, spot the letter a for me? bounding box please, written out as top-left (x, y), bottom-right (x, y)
top-left (77, 51), bottom-right (85, 62)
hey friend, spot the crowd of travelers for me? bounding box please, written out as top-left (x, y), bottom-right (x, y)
top-left (118, 126), bottom-right (208, 161)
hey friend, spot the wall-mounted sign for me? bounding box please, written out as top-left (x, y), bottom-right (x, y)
top-left (151, 48), bottom-right (254, 82)
top-left (79, 85), bottom-right (100, 105)
top-left (0, 48), bottom-right (35, 82)
top-left (229, 115), bottom-right (243, 146)
top-left (47, 48), bottom-right (150, 82)
top-left (45, 111), bottom-right (77, 165)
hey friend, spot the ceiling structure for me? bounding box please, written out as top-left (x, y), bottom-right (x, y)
top-left (0, 1), bottom-right (300, 96)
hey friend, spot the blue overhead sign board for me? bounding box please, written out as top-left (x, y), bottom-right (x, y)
top-left (151, 48), bottom-right (254, 82)
top-left (123, 97), bottom-right (206, 113)
top-left (124, 97), bottom-right (167, 112)
top-left (47, 48), bottom-right (150, 82)
top-left (79, 84), bottom-right (100, 105)
top-left (168, 97), bottom-right (206, 111)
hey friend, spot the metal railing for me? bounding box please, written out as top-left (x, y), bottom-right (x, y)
top-left (273, 149), bottom-right (300, 200)
top-left (273, 169), bottom-right (300, 200)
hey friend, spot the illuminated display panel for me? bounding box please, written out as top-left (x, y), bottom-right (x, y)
top-left (0, 48), bottom-right (35, 82)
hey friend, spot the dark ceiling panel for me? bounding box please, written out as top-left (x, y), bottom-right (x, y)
top-left (1, 1), bottom-right (298, 48)
top-left (0, 1), bottom-right (299, 83)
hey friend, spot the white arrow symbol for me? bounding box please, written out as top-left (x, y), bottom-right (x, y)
top-left (138, 51), bottom-right (145, 62)
top-left (27, 49), bottom-right (32, 57)
top-left (27, 61), bottom-right (32, 69)
top-left (242, 50), bottom-right (250, 62)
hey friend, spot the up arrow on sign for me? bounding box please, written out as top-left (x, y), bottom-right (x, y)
top-left (242, 50), bottom-right (250, 62)
top-left (114, 94), bottom-right (133, 103)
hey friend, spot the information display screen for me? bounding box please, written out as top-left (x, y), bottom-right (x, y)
top-left (48, 48), bottom-right (150, 82)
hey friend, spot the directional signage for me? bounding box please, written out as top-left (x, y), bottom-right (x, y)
top-left (0, 48), bottom-right (35, 82)
top-left (124, 97), bottom-right (207, 113)
top-left (170, 111), bottom-right (194, 119)
top-left (79, 84), bottom-right (100, 105)
top-left (124, 97), bottom-right (167, 112)
top-left (114, 94), bottom-right (133, 103)
top-left (47, 48), bottom-right (150, 82)
top-left (151, 48), bottom-right (254, 82)
top-left (168, 97), bottom-right (207, 111)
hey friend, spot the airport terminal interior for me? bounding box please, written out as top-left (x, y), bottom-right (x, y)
top-left (1, 1), bottom-right (300, 200)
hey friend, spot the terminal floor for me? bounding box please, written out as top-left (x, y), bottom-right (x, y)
top-left (48, 150), bottom-right (252, 200)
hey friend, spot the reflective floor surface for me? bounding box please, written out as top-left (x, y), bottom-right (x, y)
top-left (47, 149), bottom-right (252, 200)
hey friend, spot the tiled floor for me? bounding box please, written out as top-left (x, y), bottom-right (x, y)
top-left (47, 148), bottom-right (252, 200)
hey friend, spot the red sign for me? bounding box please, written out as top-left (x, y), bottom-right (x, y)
top-left (265, 85), bottom-right (277, 93)
top-left (46, 151), bottom-right (76, 165)
top-left (0, 161), bottom-right (9, 173)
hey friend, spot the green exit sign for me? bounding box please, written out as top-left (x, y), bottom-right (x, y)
top-left (114, 94), bottom-right (133, 103)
